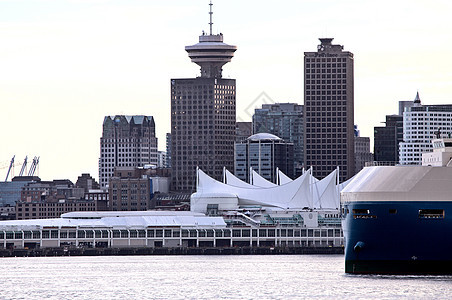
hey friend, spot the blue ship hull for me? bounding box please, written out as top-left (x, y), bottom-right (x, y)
top-left (343, 201), bottom-right (452, 274)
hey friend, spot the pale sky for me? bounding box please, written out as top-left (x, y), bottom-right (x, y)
top-left (1, 0), bottom-right (451, 183)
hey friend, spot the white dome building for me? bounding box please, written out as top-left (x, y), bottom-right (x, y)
top-left (235, 133), bottom-right (294, 183)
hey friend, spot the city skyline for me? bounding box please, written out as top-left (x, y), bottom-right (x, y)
top-left (1, 0), bottom-right (452, 182)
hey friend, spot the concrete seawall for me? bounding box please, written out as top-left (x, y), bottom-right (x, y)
top-left (0, 246), bottom-right (344, 257)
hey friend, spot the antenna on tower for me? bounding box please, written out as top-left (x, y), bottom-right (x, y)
top-left (209, 0), bottom-right (213, 35)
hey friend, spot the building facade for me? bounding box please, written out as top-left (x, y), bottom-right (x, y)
top-left (235, 122), bottom-right (252, 143)
top-left (235, 133), bottom-right (294, 183)
top-left (157, 151), bottom-right (167, 168)
top-left (304, 38), bottom-right (354, 182)
top-left (170, 11), bottom-right (237, 192)
top-left (75, 173), bottom-right (100, 193)
top-left (165, 133), bottom-right (172, 168)
top-left (16, 179), bottom-right (108, 220)
top-left (399, 93), bottom-right (452, 165)
top-left (109, 166), bottom-right (171, 211)
top-left (354, 136), bottom-right (373, 174)
top-left (0, 206), bottom-right (15, 220)
top-left (253, 103), bottom-right (303, 177)
top-left (109, 172), bottom-right (151, 212)
top-left (0, 176), bottom-right (38, 207)
top-left (374, 115), bottom-right (403, 163)
top-left (99, 115), bottom-right (158, 189)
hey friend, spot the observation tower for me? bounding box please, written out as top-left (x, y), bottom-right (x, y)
top-left (185, 1), bottom-right (237, 78)
top-left (171, 1), bottom-right (237, 192)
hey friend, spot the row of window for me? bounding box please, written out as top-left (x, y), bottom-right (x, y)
top-left (306, 68), bottom-right (347, 74)
top-left (305, 57), bottom-right (348, 63)
top-left (306, 95), bottom-right (348, 101)
top-left (0, 228), bottom-right (343, 240)
top-left (305, 73), bottom-right (347, 79)
top-left (102, 138), bottom-right (155, 143)
top-left (306, 63), bottom-right (347, 68)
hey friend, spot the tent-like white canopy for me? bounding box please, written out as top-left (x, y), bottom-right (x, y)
top-left (278, 169), bottom-right (294, 185)
top-left (223, 168), bottom-right (259, 189)
top-left (251, 169), bottom-right (278, 187)
top-left (191, 167), bottom-right (346, 213)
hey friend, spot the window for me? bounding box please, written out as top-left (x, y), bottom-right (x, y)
top-left (42, 230), bottom-right (50, 239)
top-left (419, 209), bottom-right (444, 219)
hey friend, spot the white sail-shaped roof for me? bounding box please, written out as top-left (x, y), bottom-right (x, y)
top-left (251, 169), bottom-right (278, 187)
top-left (309, 167), bottom-right (320, 183)
top-left (194, 168), bottom-right (313, 210)
top-left (191, 167), bottom-right (343, 213)
top-left (312, 169), bottom-right (339, 209)
top-left (278, 169), bottom-right (293, 185)
top-left (224, 168), bottom-right (259, 189)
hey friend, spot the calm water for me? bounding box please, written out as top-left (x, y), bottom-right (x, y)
top-left (1, 255), bottom-right (452, 299)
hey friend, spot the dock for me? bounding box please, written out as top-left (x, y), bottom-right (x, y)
top-left (0, 246), bottom-right (344, 257)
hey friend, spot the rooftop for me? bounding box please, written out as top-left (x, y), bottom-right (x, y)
top-left (247, 133), bottom-right (282, 141)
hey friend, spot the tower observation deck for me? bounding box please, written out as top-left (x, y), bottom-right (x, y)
top-left (171, 1), bottom-right (237, 191)
top-left (185, 2), bottom-right (237, 78)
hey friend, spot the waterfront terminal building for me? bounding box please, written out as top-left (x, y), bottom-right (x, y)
top-left (0, 168), bottom-right (346, 250)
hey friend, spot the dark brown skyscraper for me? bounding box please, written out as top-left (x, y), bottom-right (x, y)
top-left (304, 38), bottom-right (354, 182)
top-left (170, 3), bottom-right (237, 192)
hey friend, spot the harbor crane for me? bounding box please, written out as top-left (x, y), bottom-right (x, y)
top-left (2, 155), bottom-right (39, 181)
top-left (28, 156), bottom-right (40, 176)
top-left (19, 156), bottom-right (28, 176)
top-left (4, 155), bottom-right (15, 182)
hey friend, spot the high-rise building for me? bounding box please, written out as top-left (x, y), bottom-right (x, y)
top-left (235, 133), bottom-right (294, 183)
top-left (171, 3), bottom-right (237, 192)
top-left (399, 93), bottom-right (452, 165)
top-left (373, 97), bottom-right (414, 164)
top-left (253, 103), bottom-right (303, 177)
top-left (374, 115), bottom-right (403, 163)
top-left (99, 115), bottom-right (158, 189)
top-left (303, 38), bottom-right (354, 182)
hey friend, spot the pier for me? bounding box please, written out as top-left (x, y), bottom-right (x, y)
top-left (0, 246), bottom-right (343, 257)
